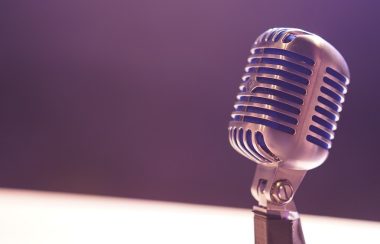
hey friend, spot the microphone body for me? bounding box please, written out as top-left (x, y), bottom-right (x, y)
top-left (228, 28), bottom-right (350, 244)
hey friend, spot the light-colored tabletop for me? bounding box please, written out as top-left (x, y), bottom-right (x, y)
top-left (0, 188), bottom-right (378, 244)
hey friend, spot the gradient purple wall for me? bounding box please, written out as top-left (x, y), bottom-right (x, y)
top-left (0, 0), bottom-right (379, 221)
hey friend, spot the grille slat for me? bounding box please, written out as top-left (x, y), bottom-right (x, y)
top-left (283, 33), bottom-right (296, 43)
top-left (246, 78), bottom-right (306, 97)
top-left (233, 128), bottom-right (252, 160)
top-left (252, 48), bottom-right (315, 66)
top-left (318, 96), bottom-right (341, 112)
top-left (267, 30), bottom-right (277, 42)
top-left (247, 67), bottom-right (309, 85)
top-left (235, 96), bottom-right (301, 115)
top-left (315, 105), bottom-right (338, 121)
top-left (306, 135), bottom-right (330, 150)
top-left (323, 76), bottom-right (347, 94)
top-left (237, 92), bottom-right (302, 109)
top-left (252, 87), bottom-right (303, 105)
top-left (255, 131), bottom-right (276, 157)
top-left (229, 128), bottom-right (242, 154)
top-left (256, 76), bottom-right (306, 95)
top-left (239, 84), bottom-right (247, 92)
top-left (232, 115), bottom-right (242, 121)
top-left (232, 107), bottom-right (298, 125)
top-left (320, 86), bottom-right (344, 103)
top-left (249, 57), bottom-right (312, 75)
top-left (242, 116), bottom-right (295, 135)
top-left (309, 125), bottom-right (333, 140)
top-left (326, 67), bottom-right (348, 85)
top-left (237, 128), bottom-right (264, 161)
top-left (274, 31), bottom-right (286, 42)
top-left (245, 129), bottom-right (267, 161)
top-left (312, 115), bottom-right (335, 131)
top-left (262, 31), bottom-right (271, 42)
top-left (234, 103), bottom-right (298, 121)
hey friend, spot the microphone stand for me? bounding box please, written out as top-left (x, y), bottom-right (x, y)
top-left (251, 165), bottom-right (307, 244)
top-left (253, 208), bottom-right (305, 244)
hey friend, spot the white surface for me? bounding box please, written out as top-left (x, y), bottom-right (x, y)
top-left (0, 188), bottom-right (378, 244)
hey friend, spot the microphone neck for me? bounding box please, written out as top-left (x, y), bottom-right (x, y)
top-left (251, 164), bottom-right (306, 216)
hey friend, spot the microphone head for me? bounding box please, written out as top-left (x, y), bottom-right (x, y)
top-left (228, 28), bottom-right (350, 170)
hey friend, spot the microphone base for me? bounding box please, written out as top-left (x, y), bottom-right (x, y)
top-left (254, 209), bottom-right (305, 244)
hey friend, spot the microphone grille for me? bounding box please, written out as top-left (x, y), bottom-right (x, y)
top-left (229, 28), bottom-right (350, 168)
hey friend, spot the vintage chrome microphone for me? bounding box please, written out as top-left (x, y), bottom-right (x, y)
top-left (228, 28), bottom-right (350, 244)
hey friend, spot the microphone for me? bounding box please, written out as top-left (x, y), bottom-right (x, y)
top-left (228, 28), bottom-right (350, 244)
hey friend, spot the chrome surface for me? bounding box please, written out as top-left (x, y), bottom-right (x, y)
top-left (227, 27), bottom-right (350, 244)
top-left (270, 180), bottom-right (294, 205)
top-left (229, 27), bottom-right (350, 171)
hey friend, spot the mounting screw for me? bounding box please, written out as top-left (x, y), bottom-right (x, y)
top-left (270, 180), bottom-right (294, 205)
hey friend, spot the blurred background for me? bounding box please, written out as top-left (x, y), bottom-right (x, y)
top-left (0, 0), bottom-right (379, 221)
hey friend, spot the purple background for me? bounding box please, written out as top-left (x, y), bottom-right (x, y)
top-left (1, 1), bottom-right (379, 221)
